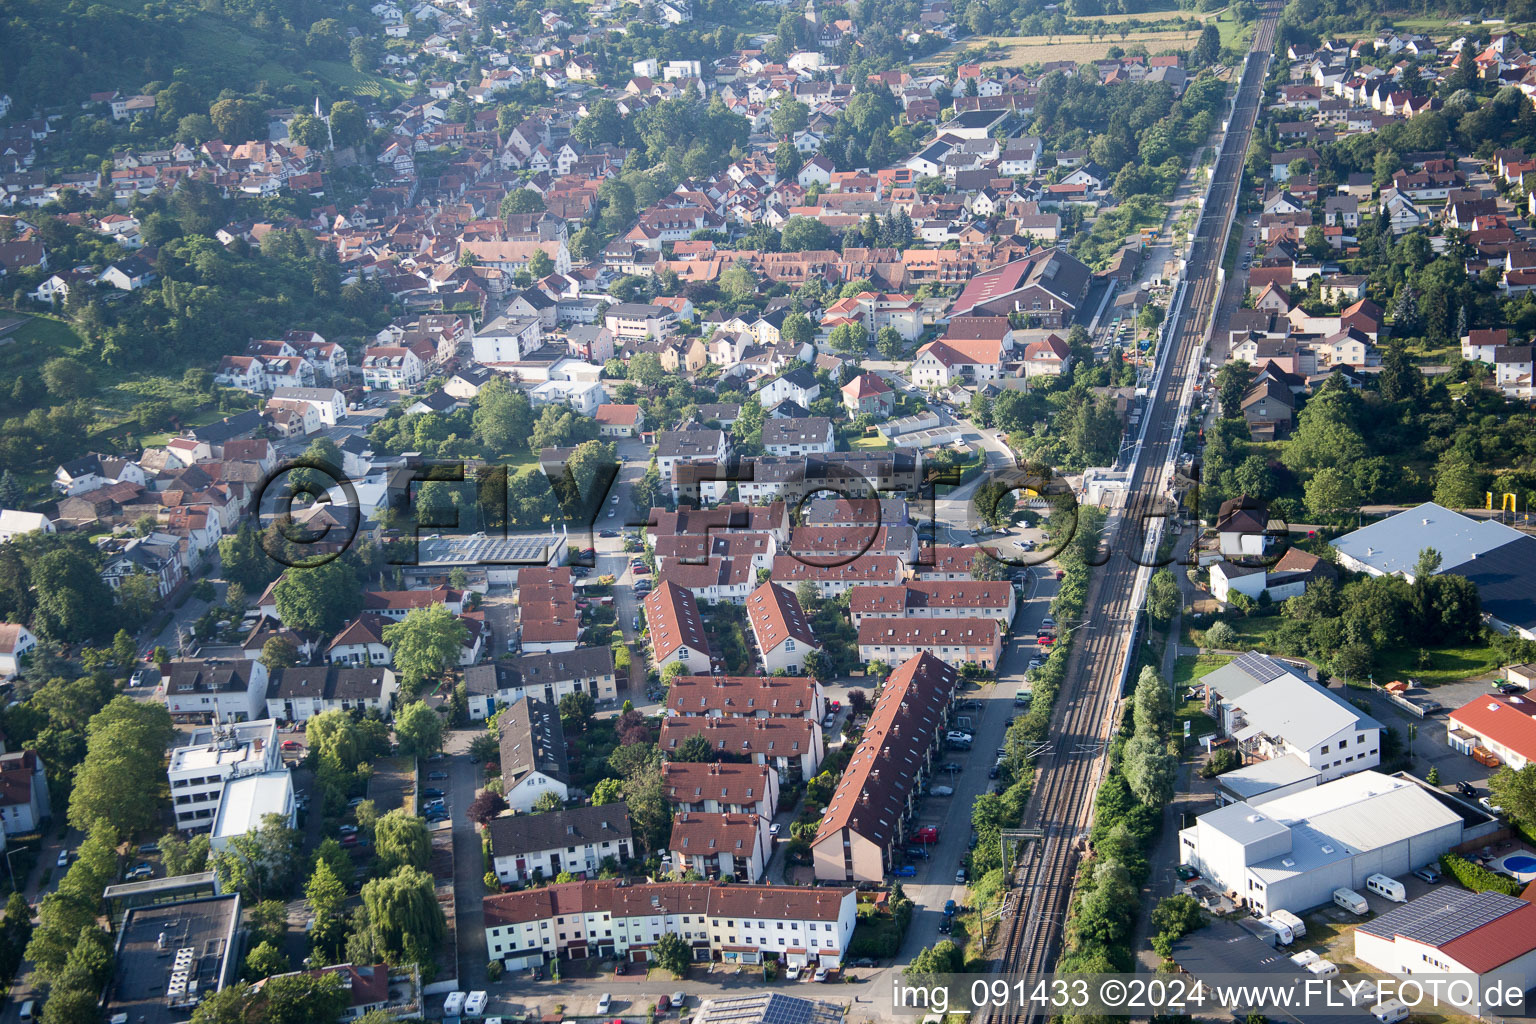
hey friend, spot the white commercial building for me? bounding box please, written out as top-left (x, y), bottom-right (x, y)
top-left (168, 720), bottom-right (283, 832)
top-left (1205, 651), bottom-right (1382, 785)
top-left (1179, 771), bottom-right (1464, 915)
top-left (209, 769), bottom-right (295, 852)
top-left (1355, 888), bottom-right (1536, 1017)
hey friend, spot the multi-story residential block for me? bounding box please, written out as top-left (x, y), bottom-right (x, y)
top-left (0, 750), bottom-right (51, 834)
top-left (812, 653), bottom-right (957, 882)
top-left (659, 717), bottom-right (823, 781)
top-left (487, 803), bottom-right (634, 883)
top-left (483, 881), bottom-right (855, 970)
top-left (164, 659), bottom-right (271, 723)
top-left (670, 811), bottom-right (772, 882)
top-left (167, 719), bottom-right (282, 832)
top-left (264, 666), bottom-right (399, 722)
top-left (848, 581), bottom-right (1016, 627)
top-left (644, 581), bottom-right (714, 672)
top-left (856, 617), bottom-right (1002, 670)
top-left (662, 761), bottom-right (780, 820)
top-left (762, 418), bottom-right (835, 456)
top-left (665, 675), bottom-right (822, 724)
top-left (462, 647), bottom-right (618, 720)
top-left (770, 554), bottom-right (904, 598)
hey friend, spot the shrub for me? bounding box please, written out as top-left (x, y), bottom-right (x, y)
top-left (1204, 621), bottom-right (1237, 648)
top-left (1439, 853), bottom-right (1523, 896)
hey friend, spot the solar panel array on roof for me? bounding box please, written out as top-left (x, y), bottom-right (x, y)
top-left (416, 534), bottom-right (559, 565)
top-left (1357, 887), bottom-right (1524, 947)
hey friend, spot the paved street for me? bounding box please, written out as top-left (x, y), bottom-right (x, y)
top-left (897, 569), bottom-right (1057, 960)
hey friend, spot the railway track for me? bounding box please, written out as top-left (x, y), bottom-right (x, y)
top-left (987, 10), bottom-right (1281, 1019)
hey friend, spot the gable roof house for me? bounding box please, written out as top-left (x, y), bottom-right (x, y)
top-left (486, 803), bottom-right (634, 883)
top-left (810, 653), bottom-right (957, 882)
top-left (497, 696), bottom-right (571, 812)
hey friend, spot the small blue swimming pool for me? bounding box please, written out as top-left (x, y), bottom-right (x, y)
top-left (1503, 854), bottom-right (1536, 873)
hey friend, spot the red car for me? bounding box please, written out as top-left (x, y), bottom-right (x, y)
top-left (632, 564), bottom-right (650, 575)
top-left (1038, 636), bottom-right (1056, 647)
top-left (281, 740), bottom-right (301, 751)
top-left (1054, 569), bottom-right (1065, 580)
top-left (914, 826), bottom-right (939, 843)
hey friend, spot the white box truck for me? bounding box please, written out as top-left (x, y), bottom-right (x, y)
top-left (1365, 873), bottom-right (1406, 902)
top-left (1333, 887), bottom-right (1368, 915)
top-left (1269, 908), bottom-right (1306, 938)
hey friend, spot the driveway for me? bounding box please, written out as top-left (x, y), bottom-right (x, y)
top-left (446, 727), bottom-right (490, 989)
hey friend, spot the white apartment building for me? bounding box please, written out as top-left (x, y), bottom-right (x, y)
top-left (483, 881), bottom-right (855, 970)
top-left (168, 720), bottom-right (283, 832)
top-left (486, 804), bottom-right (633, 884)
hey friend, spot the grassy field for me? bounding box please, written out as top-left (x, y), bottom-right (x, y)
top-left (915, 26), bottom-right (1209, 69)
top-left (850, 434), bottom-right (895, 451)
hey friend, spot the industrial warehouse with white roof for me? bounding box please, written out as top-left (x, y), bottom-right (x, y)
top-left (1179, 771), bottom-right (1467, 914)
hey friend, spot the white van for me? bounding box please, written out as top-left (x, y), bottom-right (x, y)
top-left (1333, 887), bottom-right (1369, 915)
top-left (19, 1000), bottom-right (36, 1023)
top-left (443, 991), bottom-right (466, 1016)
top-left (1365, 873), bottom-right (1406, 902)
top-left (1306, 959), bottom-right (1339, 976)
top-left (1371, 998), bottom-right (1410, 1023)
top-left (1269, 908), bottom-right (1306, 938)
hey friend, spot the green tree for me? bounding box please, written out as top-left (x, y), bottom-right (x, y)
top-left (1133, 666), bottom-right (1173, 737)
top-left (781, 311), bottom-right (815, 347)
top-left (32, 547), bottom-right (118, 643)
top-left (527, 248), bottom-right (554, 278)
top-left (1215, 361), bottom-right (1254, 418)
top-left (720, 260), bottom-right (757, 302)
top-left (211, 813), bottom-right (302, 902)
top-left (68, 698), bottom-right (174, 834)
top-left (273, 560), bottom-right (362, 634)
top-left (287, 111), bottom-right (328, 149)
top-left (1123, 733), bottom-right (1176, 806)
top-left (1304, 466), bottom-right (1359, 520)
top-left (1146, 570), bottom-right (1180, 630)
top-left (532, 790), bottom-right (564, 813)
top-left (558, 690), bottom-right (595, 734)
top-left (671, 732), bottom-right (715, 762)
top-left (652, 931), bottom-right (691, 977)
top-left (192, 973), bottom-right (349, 1024)
top-left (259, 635), bottom-right (300, 672)
top-left (357, 866), bottom-right (446, 963)
top-left (500, 189), bottom-right (546, 218)
top-left (771, 98), bottom-right (810, 137)
top-left (383, 604), bottom-right (467, 693)
top-left (1489, 764), bottom-right (1536, 833)
top-left (394, 701), bottom-right (445, 757)
top-left (374, 809), bottom-right (431, 872)
top-left (41, 357), bottom-right (95, 400)
top-left (328, 101), bottom-right (367, 148)
top-left (159, 831), bottom-right (211, 877)
top-left (876, 326), bottom-right (904, 359)
top-left (906, 939), bottom-right (964, 976)
top-left (244, 940), bottom-right (290, 980)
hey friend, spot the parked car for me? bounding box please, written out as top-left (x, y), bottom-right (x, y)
top-left (125, 863), bottom-right (153, 880)
top-left (955, 867), bottom-right (967, 883)
top-left (281, 740), bottom-right (301, 751)
top-left (1480, 796), bottom-right (1505, 815)
top-left (671, 992), bottom-right (686, 1009)
top-left (1500, 683), bottom-right (1523, 695)
top-left (929, 785), bottom-right (954, 797)
top-left (768, 822), bottom-right (781, 837)
top-left (428, 770), bottom-right (449, 780)
top-left (596, 994), bottom-right (612, 1014)
top-left (137, 843), bottom-right (159, 856)
top-left (785, 966), bottom-right (802, 981)
top-left (423, 788), bottom-right (444, 799)
top-left (822, 714), bottom-right (837, 728)
top-left (902, 845), bottom-right (928, 858)
top-left (945, 730), bottom-right (972, 743)
top-left (1038, 636), bottom-right (1056, 647)
top-left (56, 850), bottom-right (71, 867)
top-left (1456, 781), bottom-right (1477, 797)
top-left (939, 762), bottom-right (962, 774)
top-left (813, 967), bottom-right (828, 982)
top-left (632, 564), bottom-right (650, 575)
top-left (338, 824), bottom-right (359, 835)
top-left (599, 530), bottom-right (619, 538)
top-left (914, 826), bottom-right (939, 842)
top-left (892, 864), bottom-right (917, 877)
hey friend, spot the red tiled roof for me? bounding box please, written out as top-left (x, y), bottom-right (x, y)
top-left (1441, 899), bottom-right (1536, 973)
top-left (813, 653), bottom-right (955, 848)
top-left (644, 581), bottom-right (711, 662)
top-left (595, 403), bottom-right (641, 425)
top-left (857, 617), bottom-right (1000, 648)
top-left (770, 554), bottom-right (903, 586)
top-left (849, 581), bottom-right (1012, 617)
top-left (662, 761), bottom-right (776, 807)
top-left (1449, 693), bottom-right (1536, 763)
top-left (667, 675), bottom-right (816, 717)
top-left (745, 581), bottom-right (819, 655)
